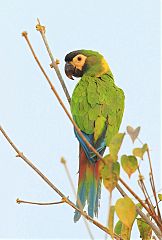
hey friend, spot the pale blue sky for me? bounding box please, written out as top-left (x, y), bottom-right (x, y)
top-left (0, 0), bottom-right (161, 239)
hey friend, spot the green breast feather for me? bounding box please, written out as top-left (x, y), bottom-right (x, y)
top-left (71, 72), bottom-right (125, 146)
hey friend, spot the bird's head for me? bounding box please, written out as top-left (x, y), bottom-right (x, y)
top-left (64, 50), bottom-right (110, 80)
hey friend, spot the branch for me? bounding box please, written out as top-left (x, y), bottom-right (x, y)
top-left (0, 125), bottom-right (121, 240)
top-left (137, 137), bottom-right (161, 220)
top-left (21, 30), bottom-right (162, 231)
top-left (36, 19), bottom-right (71, 104)
top-left (147, 148), bottom-right (161, 220)
top-left (16, 198), bottom-right (65, 205)
top-left (137, 137), bottom-right (162, 222)
top-left (137, 168), bottom-right (155, 215)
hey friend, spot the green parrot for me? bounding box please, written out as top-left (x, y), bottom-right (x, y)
top-left (64, 50), bottom-right (125, 222)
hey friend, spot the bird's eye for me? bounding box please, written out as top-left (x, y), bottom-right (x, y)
top-left (77, 56), bottom-right (82, 61)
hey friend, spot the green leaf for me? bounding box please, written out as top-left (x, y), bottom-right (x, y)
top-left (115, 197), bottom-right (136, 228)
top-left (132, 143), bottom-right (148, 159)
top-left (133, 148), bottom-right (143, 159)
top-left (137, 218), bottom-right (152, 240)
top-left (94, 116), bottom-right (106, 142)
top-left (109, 133), bottom-right (125, 160)
top-left (142, 143), bottom-right (148, 152)
top-left (114, 221), bottom-right (131, 240)
top-left (100, 155), bottom-right (120, 192)
top-left (158, 194), bottom-right (162, 201)
top-left (121, 155), bottom-right (138, 178)
top-left (126, 125), bottom-right (140, 143)
top-left (114, 220), bottom-right (122, 235)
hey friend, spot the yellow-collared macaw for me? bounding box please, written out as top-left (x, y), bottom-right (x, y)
top-left (65, 50), bottom-right (125, 222)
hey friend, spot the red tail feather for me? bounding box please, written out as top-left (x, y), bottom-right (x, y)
top-left (74, 145), bottom-right (101, 222)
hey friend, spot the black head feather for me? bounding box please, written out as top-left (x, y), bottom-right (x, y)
top-left (65, 50), bottom-right (82, 62)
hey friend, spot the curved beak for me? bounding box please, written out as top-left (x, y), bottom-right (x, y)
top-left (65, 62), bottom-right (75, 80)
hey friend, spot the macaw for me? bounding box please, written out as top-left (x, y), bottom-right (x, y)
top-left (64, 50), bottom-right (125, 222)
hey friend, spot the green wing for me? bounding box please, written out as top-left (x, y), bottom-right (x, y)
top-left (71, 72), bottom-right (125, 146)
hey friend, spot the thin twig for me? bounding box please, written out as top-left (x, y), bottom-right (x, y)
top-left (147, 148), bottom-right (161, 220)
top-left (36, 19), bottom-right (71, 104)
top-left (146, 188), bottom-right (162, 201)
top-left (137, 137), bottom-right (143, 145)
top-left (60, 157), bottom-right (94, 240)
top-left (21, 30), bottom-right (162, 230)
top-left (16, 198), bottom-right (65, 205)
top-left (138, 180), bottom-right (154, 214)
top-left (0, 125), bottom-right (121, 240)
top-left (137, 137), bottom-right (161, 221)
top-left (137, 167), bottom-right (155, 215)
top-left (60, 157), bottom-right (76, 196)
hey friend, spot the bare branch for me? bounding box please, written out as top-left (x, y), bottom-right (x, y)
top-left (16, 198), bottom-right (65, 205)
top-left (147, 148), bottom-right (161, 220)
top-left (137, 167), bottom-right (155, 215)
top-left (137, 137), bottom-right (161, 221)
top-left (36, 19), bottom-right (71, 104)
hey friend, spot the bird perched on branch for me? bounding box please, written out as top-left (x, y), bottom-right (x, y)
top-left (64, 50), bottom-right (124, 222)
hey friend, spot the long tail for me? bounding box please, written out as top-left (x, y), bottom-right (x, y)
top-left (74, 145), bottom-right (101, 222)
